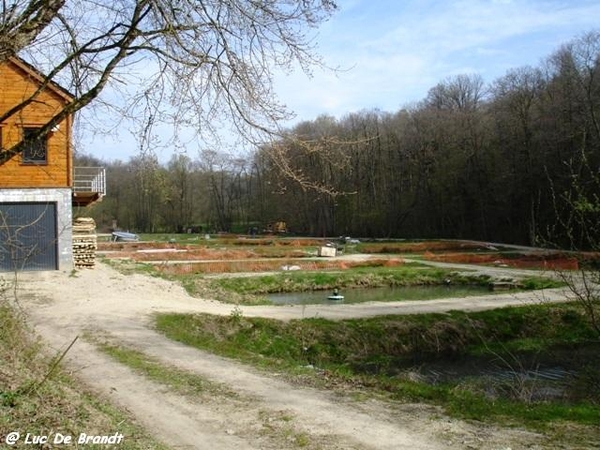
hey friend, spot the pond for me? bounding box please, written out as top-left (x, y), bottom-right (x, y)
top-left (267, 284), bottom-right (492, 305)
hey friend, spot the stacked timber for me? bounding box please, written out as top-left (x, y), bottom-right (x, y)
top-left (72, 217), bottom-right (97, 269)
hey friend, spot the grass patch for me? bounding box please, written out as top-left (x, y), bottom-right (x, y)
top-left (0, 305), bottom-right (168, 449)
top-left (105, 255), bottom-right (563, 306)
top-left (211, 264), bottom-right (490, 295)
top-left (209, 265), bottom-right (562, 299)
top-left (138, 233), bottom-right (209, 244)
top-left (356, 240), bottom-right (503, 254)
top-left (92, 337), bottom-right (236, 399)
top-left (102, 257), bottom-right (158, 277)
top-left (93, 336), bottom-right (326, 449)
top-left (154, 303), bottom-right (600, 434)
top-left (102, 237), bottom-right (564, 306)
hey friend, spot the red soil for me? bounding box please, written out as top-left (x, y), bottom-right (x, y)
top-left (423, 252), bottom-right (579, 270)
top-left (360, 240), bottom-right (492, 254)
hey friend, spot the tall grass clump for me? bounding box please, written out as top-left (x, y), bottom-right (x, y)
top-left (155, 303), bottom-right (600, 432)
top-left (0, 277), bottom-right (167, 449)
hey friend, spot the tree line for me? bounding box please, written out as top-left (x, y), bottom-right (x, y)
top-left (78, 31), bottom-right (600, 249)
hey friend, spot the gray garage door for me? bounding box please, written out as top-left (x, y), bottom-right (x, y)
top-left (0, 202), bottom-right (58, 271)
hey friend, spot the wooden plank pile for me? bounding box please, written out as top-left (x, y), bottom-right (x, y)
top-left (72, 217), bottom-right (97, 269)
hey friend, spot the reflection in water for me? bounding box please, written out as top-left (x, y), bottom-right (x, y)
top-left (268, 285), bottom-right (491, 305)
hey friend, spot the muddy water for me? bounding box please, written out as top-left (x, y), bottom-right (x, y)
top-left (268, 285), bottom-right (492, 305)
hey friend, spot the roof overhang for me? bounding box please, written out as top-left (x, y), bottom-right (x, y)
top-left (7, 56), bottom-right (74, 104)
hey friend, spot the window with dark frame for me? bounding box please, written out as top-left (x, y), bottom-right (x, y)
top-left (22, 128), bottom-right (47, 164)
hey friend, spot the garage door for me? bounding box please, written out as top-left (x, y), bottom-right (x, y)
top-left (0, 202), bottom-right (58, 271)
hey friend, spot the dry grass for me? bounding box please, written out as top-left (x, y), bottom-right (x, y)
top-left (423, 252), bottom-right (579, 270)
top-left (229, 238), bottom-right (324, 247)
top-left (99, 241), bottom-right (315, 262)
top-left (156, 257), bottom-right (404, 276)
top-left (0, 301), bottom-right (167, 449)
top-left (359, 240), bottom-right (491, 254)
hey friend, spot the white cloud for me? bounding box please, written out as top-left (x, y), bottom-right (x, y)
top-left (85, 0), bottom-right (600, 159)
top-left (272, 0), bottom-right (600, 127)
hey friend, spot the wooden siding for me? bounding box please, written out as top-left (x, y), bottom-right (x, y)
top-left (0, 59), bottom-right (72, 188)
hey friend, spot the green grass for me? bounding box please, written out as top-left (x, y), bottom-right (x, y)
top-left (102, 253), bottom-right (563, 307)
top-left (210, 265), bottom-right (563, 299)
top-left (0, 306), bottom-right (168, 450)
top-left (103, 237), bottom-right (564, 306)
top-left (138, 233), bottom-right (211, 244)
top-left (93, 337), bottom-right (326, 449)
top-left (93, 338), bottom-right (237, 399)
top-left (154, 303), bottom-right (600, 433)
top-left (104, 255), bottom-right (564, 307)
top-left (211, 264), bottom-right (493, 295)
top-left (102, 257), bottom-right (159, 276)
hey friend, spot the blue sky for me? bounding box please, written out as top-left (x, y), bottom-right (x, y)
top-left (274, 0), bottom-right (600, 119)
top-left (85, 0), bottom-right (600, 162)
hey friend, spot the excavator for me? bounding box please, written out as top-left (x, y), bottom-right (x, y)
top-left (263, 221), bottom-right (288, 234)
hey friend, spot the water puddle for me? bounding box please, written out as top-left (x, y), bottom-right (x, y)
top-left (402, 362), bottom-right (579, 401)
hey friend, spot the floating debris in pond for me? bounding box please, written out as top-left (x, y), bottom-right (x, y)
top-left (328, 288), bottom-right (344, 301)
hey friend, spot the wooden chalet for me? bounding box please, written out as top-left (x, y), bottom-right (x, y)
top-left (0, 56), bottom-right (105, 271)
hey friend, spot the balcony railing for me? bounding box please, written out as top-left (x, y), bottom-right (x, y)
top-left (72, 167), bottom-right (106, 206)
top-left (73, 166), bottom-right (106, 195)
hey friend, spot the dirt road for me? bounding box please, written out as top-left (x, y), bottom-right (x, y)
top-left (17, 262), bottom-right (562, 449)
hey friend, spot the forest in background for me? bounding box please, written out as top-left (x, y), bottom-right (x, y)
top-left (77, 31), bottom-right (600, 249)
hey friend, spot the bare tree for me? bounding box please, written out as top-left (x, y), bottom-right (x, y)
top-left (541, 32), bottom-right (600, 335)
top-left (426, 74), bottom-right (486, 112)
top-left (548, 152), bottom-right (600, 335)
top-left (490, 67), bottom-right (545, 244)
top-left (165, 154), bottom-right (197, 232)
top-left (0, 0), bottom-right (337, 163)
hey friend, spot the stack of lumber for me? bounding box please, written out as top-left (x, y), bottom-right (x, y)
top-left (72, 217), bottom-right (97, 269)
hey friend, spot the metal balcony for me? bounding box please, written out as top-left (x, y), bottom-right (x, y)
top-left (72, 166), bottom-right (106, 206)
